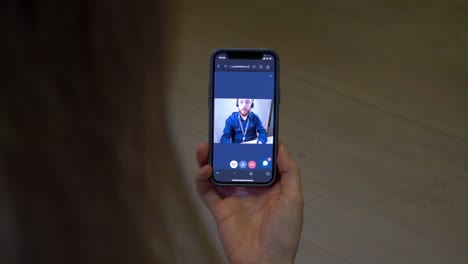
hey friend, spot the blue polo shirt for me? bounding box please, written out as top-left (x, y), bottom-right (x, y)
top-left (220, 111), bottom-right (268, 144)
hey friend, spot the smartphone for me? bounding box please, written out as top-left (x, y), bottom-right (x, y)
top-left (208, 49), bottom-right (280, 186)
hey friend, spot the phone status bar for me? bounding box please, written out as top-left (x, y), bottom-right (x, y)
top-left (215, 53), bottom-right (274, 72)
top-left (217, 54), bottom-right (273, 60)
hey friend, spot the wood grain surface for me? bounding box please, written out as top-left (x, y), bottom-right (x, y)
top-left (166, 1), bottom-right (468, 263)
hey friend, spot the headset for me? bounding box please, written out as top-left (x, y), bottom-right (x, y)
top-left (236, 99), bottom-right (254, 108)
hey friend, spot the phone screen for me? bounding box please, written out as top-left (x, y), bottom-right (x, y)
top-left (210, 51), bottom-right (278, 185)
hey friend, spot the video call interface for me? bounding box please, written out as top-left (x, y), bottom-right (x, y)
top-left (212, 53), bottom-right (276, 183)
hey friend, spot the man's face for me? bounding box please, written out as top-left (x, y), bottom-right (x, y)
top-left (238, 99), bottom-right (253, 116)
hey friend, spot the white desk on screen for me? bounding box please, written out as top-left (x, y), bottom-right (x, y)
top-left (241, 136), bottom-right (274, 144)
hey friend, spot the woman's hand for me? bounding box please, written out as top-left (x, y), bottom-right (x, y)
top-left (195, 144), bottom-right (303, 264)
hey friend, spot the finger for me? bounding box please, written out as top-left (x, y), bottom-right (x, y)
top-left (195, 164), bottom-right (222, 212)
top-left (196, 143), bottom-right (209, 168)
top-left (277, 144), bottom-right (303, 201)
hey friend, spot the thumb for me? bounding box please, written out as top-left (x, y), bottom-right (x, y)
top-left (277, 144), bottom-right (303, 203)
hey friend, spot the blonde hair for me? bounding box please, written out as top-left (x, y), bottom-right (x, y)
top-left (0, 1), bottom-right (219, 263)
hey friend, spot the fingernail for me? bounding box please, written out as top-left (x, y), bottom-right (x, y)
top-left (280, 144), bottom-right (288, 154)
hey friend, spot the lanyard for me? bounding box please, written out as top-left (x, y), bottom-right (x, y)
top-left (238, 113), bottom-right (250, 142)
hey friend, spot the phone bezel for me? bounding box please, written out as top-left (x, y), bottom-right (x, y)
top-left (208, 49), bottom-right (280, 187)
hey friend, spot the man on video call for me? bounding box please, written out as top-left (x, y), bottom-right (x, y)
top-left (220, 98), bottom-right (268, 144)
